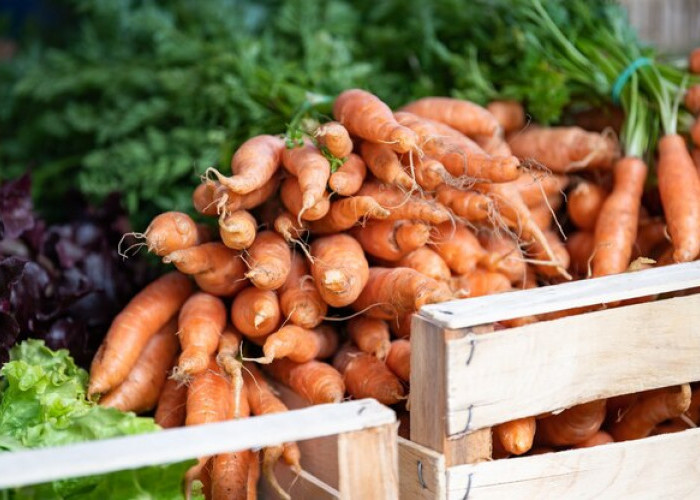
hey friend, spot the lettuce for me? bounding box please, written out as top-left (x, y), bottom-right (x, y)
top-left (0, 340), bottom-right (197, 499)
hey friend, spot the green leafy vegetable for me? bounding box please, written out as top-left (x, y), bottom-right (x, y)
top-left (0, 340), bottom-right (196, 499)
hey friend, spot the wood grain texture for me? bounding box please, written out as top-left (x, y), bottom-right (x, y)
top-left (338, 423), bottom-right (399, 500)
top-left (445, 428), bottom-right (700, 499)
top-left (420, 261), bottom-right (700, 329)
top-left (621, 0), bottom-right (700, 53)
top-left (444, 293), bottom-right (700, 434)
top-left (398, 437), bottom-right (447, 500)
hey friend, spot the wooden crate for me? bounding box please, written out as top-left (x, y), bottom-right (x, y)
top-left (0, 399), bottom-right (398, 500)
top-left (402, 261), bottom-right (700, 499)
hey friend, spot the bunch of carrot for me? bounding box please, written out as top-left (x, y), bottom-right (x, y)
top-left (91, 62), bottom-right (700, 495)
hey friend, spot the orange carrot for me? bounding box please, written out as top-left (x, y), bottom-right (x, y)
top-left (536, 400), bottom-right (607, 446)
top-left (334, 89), bottom-right (419, 154)
top-left (89, 272), bottom-right (193, 396)
top-left (351, 267), bottom-right (452, 320)
top-left (281, 141), bottom-right (331, 211)
top-left (568, 181), bottom-right (607, 231)
top-left (210, 135), bottom-right (284, 195)
top-left (259, 324), bottom-right (338, 364)
top-left (279, 252), bottom-right (327, 329)
top-left (401, 96), bottom-right (500, 137)
top-left (685, 85), bottom-right (700, 114)
top-left (265, 358), bottom-right (345, 404)
top-left (310, 234), bottom-right (369, 307)
top-left (216, 327), bottom-right (245, 418)
top-left (274, 210), bottom-right (307, 245)
top-left (690, 48), bottom-right (700, 74)
top-left (360, 141), bottom-right (416, 190)
top-left (450, 269), bottom-right (512, 299)
top-left (139, 211), bottom-right (199, 257)
top-left (154, 378), bottom-right (187, 429)
top-left (385, 339), bottom-right (410, 382)
top-left (573, 431), bottom-right (614, 448)
top-left (333, 344), bottom-right (405, 405)
top-left (634, 218), bottom-right (668, 259)
top-left (685, 386), bottom-right (700, 423)
top-left (609, 385), bottom-right (691, 441)
top-left (231, 287), bottom-right (281, 338)
top-left (529, 204), bottom-right (553, 231)
top-left (308, 196), bottom-right (390, 234)
top-left (657, 134), bottom-right (700, 262)
top-left (690, 118), bottom-right (700, 148)
top-left (435, 185), bottom-right (494, 223)
top-left (390, 312), bottom-right (413, 340)
top-left (478, 232), bottom-right (527, 283)
top-left (186, 359), bottom-right (232, 427)
top-left (164, 242), bottom-right (247, 297)
top-left (396, 247), bottom-right (451, 282)
top-left (508, 126), bottom-right (618, 172)
top-left (400, 155), bottom-right (450, 191)
top-left (176, 293), bottom-right (227, 377)
top-left (347, 316), bottom-right (391, 360)
top-left (100, 318), bottom-right (179, 413)
top-left (352, 219), bottom-right (431, 261)
top-left (472, 133), bottom-right (512, 157)
top-left (244, 231), bottom-right (291, 291)
top-left (314, 121), bottom-right (353, 158)
top-left (329, 153), bottom-right (366, 196)
top-left (652, 421), bottom-right (691, 436)
top-left (487, 100), bottom-right (525, 133)
top-left (280, 176), bottom-right (330, 221)
top-left (495, 417), bottom-right (536, 456)
top-left (430, 222), bottom-right (486, 275)
top-left (592, 157), bottom-right (647, 276)
top-left (220, 210), bottom-right (257, 250)
top-left (514, 172), bottom-right (569, 208)
top-left (566, 231), bottom-right (595, 277)
top-left (525, 229), bottom-right (570, 279)
top-left (194, 175), bottom-right (280, 218)
top-left (357, 180), bottom-right (451, 224)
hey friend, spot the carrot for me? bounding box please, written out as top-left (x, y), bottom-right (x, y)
top-left (258, 324), bottom-right (338, 364)
top-left (351, 267), bottom-right (452, 320)
top-left (684, 386), bottom-right (700, 423)
top-left (357, 180), bottom-right (451, 224)
top-left (690, 48), bottom-right (700, 74)
top-left (385, 339), bottom-right (410, 382)
top-left (573, 431), bottom-right (614, 448)
top-left (652, 421), bottom-right (691, 436)
top-left (360, 141), bottom-right (415, 190)
top-left (333, 89), bottom-right (419, 154)
top-left (274, 210), bottom-right (307, 245)
top-left (514, 172), bottom-right (569, 208)
top-left (694, 148), bottom-right (700, 174)
top-left (685, 85), bottom-right (700, 114)
top-left (281, 141), bottom-right (331, 211)
top-left (220, 210), bottom-right (257, 250)
top-left (478, 232), bottom-right (527, 284)
top-left (329, 153), bottom-right (366, 196)
top-left (308, 196), bottom-right (390, 234)
top-left (529, 204), bottom-right (553, 231)
top-left (136, 211), bottom-right (199, 257)
top-left (658, 134), bottom-right (700, 262)
top-left (389, 312), bottom-right (413, 340)
top-left (507, 126), bottom-right (618, 172)
top-left (568, 181), bottom-right (607, 231)
top-left (450, 269), bottom-right (511, 299)
top-left (176, 293), bottom-right (227, 377)
top-left (243, 231), bottom-right (291, 291)
top-left (265, 358), bottom-right (345, 404)
top-left (347, 316), bottom-right (391, 360)
top-left (400, 155), bottom-right (451, 191)
top-left (314, 121), bottom-right (353, 158)
top-left (397, 247), bottom-right (451, 282)
top-left (209, 135), bottom-right (284, 195)
top-left (279, 252), bottom-right (327, 329)
top-left (164, 242), bottom-right (247, 297)
top-left (609, 385), bottom-right (691, 441)
top-left (487, 100), bottom-right (525, 133)
top-left (333, 344), bottom-right (405, 405)
top-left (566, 231), bottom-right (595, 277)
top-left (89, 272), bottom-right (192, 396)
top-left (310, 234), bottom-right (369, 307)
top-left (495, 417), bottom-right (536, 456)
top-left (690, 118), bottom-right (700, 148)
top-left (592, 157), bottom-right (647, 276)
top-left (525, 229), bottom-right (571, 279)
top-left (230, 287), bottom-right (280, 338)
top-left (194, 175), bottom-right (280, 218)
top-left (216, 327), bottom-right (245, 418)
top-left (400, 96), bottom-right (500, 137)
top-left (536, 400), bottom-right (607, 446)
top-left (186, 359), bottom-right (232, 427)
top-left (472, 133), bottom-right (512, 157)
top-left (430, 222), bottom-right (486, 275)
top-left (435, 185), bottom-right (494, 223)
top-left (280, 176), bottom-right (330, 221)
top-left (100, 318), bottom-right (179, 413)
top-left (352, 219), bottom-right (431, 261)
top-left (633, 218), bottom-right (668, 259)
top-left (154, 378), bottom-right (187, 429)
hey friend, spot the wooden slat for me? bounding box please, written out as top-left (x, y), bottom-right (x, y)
top-left (398, 437), bottom-right (447, 500)
top-left (444, 293), bottom-right (700, 434)
top-left (445, 428), bottom-right (700, 499)
top-left (338, 423), bottom-right (399, 500)
top-left (259, 462), bottom-right (340, 500)
top-left (420, 261), bottom-right (700, 329)
top-left (621, 0), bottom-right (700, 53)
top-left (0, 399), bottom-right (395, 489)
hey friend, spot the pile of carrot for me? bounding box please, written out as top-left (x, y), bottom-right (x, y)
top-left (91, 63), bottom-right (700, 496)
